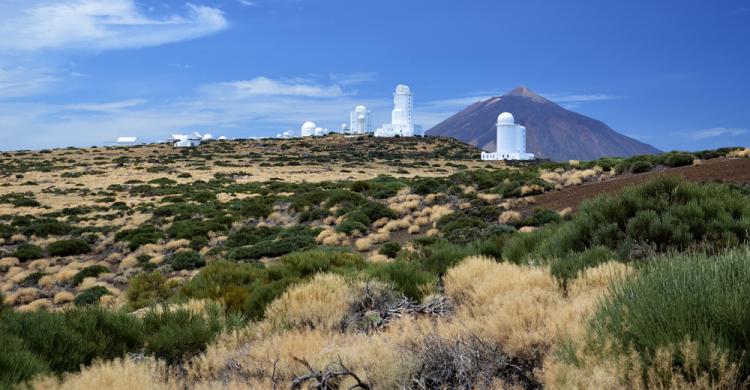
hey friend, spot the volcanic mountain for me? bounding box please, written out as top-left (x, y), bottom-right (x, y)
top-left (426, 86), bottom-right (660, 161)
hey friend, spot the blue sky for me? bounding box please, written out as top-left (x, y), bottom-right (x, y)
top-left (0, 0), bottom-right (748, 151)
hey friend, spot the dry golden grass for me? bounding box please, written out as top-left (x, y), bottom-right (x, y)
top-left (354, 237), bottom-right (372, 252)
top-left (53, 291), bottom-right (75, 304)
top-left (18, 298), bottom-right (53, 312)
top-left (265, 274), bottom-right (354, 333)
top-left (499, 210), bottom-right (521, 224)
top-left (31, 358), bottom-right (174, 390)
top-left (728, 148), bottom-right (750, 158)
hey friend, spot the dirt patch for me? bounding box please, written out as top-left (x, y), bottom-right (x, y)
top-left (518, 157), bottom-right (750, 215)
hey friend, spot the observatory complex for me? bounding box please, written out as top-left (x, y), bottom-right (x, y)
top-left (349, 105), bottom-right (372, 135)
top-left (481, 112), bottom-right (535, 161)
top-left (375, 84), bottom-right (422, 137)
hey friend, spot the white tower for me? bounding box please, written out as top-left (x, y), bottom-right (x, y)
top-left (301, 121), bottom-right (316, 137)
top-left (375, 84), bottom-right (422, 137)
top-left (481, 112), bottom-right (534, 160)
top-left (349, 105), bottom-right (372, 135)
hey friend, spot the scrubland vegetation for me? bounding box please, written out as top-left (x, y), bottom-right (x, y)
top-left (1, 138), bottom-right (749, 389)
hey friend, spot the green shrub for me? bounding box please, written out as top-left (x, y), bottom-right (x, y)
top-left (115, 225), bottom-right (165, 251)
top-left (74, 286), bottom-right (111, 306)
top-left (225, 226), bottom-right (282, 248)
top-left (70, 265), bottom-right (110, 287)
top-left (21, 220), bottom-right (72, 238)
top-left (367, 261), bottom-right (435, 301)
top-left (550, 246), bottom-right (617, 288)
top-left (517, 208), bottom-right (561, 228)
top-left (47, 239), bottom-right (91, 257)
top-left (663, 152), bottom-right (696, 167)
top-left (503, 177), bottom-right (750, 268)
top-left (126, 272), bottom-right (179, 310)
top-left (0, 332), bottom-right (48, 388)
top-left (592, 247), bottom-right (750, 383)
top-left (629, 160), bottom-right (653, 173)
top-left (168, 250), bottom-right (204, 271)
top-left (379, 242), bottom-right (401, 258)
top-left (142, 306), bottom-right (222, 364)
top-left (13, 243), bottom-right (44, 262)
top-left (335, 219), bottom-right (368, 235)
top-left (0, 307), bottom-right (143, 378)
top-left (228, 229), bottom-right (316, 261)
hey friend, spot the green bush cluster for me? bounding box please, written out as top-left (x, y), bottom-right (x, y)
top-left (74, 286), bottom-right (111, 306)
top-left (125, 271), bottom-right (180, 310)
top-left (47, 239), bottom-right (91, 257)
top-left (591, 247), bottom-right (750, 383)
top-left (13, 243), bottom-right (44, 261)
top-left (168, 250), bottom-right (205, 271)
top-left (0, 304), bottom-right (235, 387)
top-left (115, 225), bottom-right (165, 251)
top-left (227, 226), bottom-right (317, 261)
top-left (504, 177), bottom-right (750, 279)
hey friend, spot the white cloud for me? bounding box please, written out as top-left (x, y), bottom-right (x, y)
top-left (237, 0), bottom-right (256, 6)
top-left (329, 72), bottom-right (378, 85)
top-left (199, 77), bottom-right (347, 98)
top-left (0, 67), bottom-right (59, 98)
top-left (64, 99), bottom-right (147, 113)
top-left (688, 127), bottom-right (748, 140)
top-left (0, 0), bottom-right (227, 51)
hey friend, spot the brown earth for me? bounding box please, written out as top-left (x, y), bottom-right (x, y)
top-left (520, 157), bottom-right (750, 215)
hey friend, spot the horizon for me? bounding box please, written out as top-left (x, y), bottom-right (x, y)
top-left (0, 0), bottom-right (748, 152)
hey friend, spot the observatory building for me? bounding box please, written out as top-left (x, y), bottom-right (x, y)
top-left (301, 121), bottom-right (316, 137)
top-left (375, 84), bottom-right (422, 137)
top-left (481, 112), bottom-right (535, 161)
top-left (349, 105), bottom-right (372, 135)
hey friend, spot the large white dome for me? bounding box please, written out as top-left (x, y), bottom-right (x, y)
top-left (497, 112), bottom-right (515, 125)
top-left (301, 121), bottom-right (316, 137)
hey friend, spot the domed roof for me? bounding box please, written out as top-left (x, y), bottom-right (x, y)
top-left (301, 121), bottom-right (316, 136)
top-left (395, 84), bottom-right (410, 94)
top-left (497, 112), bottom-right (515, 125)
top-left (355, 105), bottom-right (366, 112)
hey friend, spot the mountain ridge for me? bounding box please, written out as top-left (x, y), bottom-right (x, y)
top-left (426, 86), bottom-right (660, 161)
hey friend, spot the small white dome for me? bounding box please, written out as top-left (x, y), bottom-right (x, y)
top-left (498, 112), bottom-right (515, 125)
top-left (301, 121), bottom-right (316, 137)
top-left (395, 84), bottom-right (410, 94)
top-left (355, 105), bottom-right (367, 112)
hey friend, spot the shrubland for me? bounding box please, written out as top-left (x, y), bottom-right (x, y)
top-left (1, 140), bottom-right (749, 388)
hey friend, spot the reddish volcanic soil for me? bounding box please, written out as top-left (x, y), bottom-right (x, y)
top-left (520, 157), bottom-right (750, 214)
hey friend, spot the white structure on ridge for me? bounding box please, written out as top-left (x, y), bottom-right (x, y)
top-left (481, 112), bottom-right (535, 161)
top-left (349, 105), bottom-right (372, 135)
top-left (277, 130), bottom-right (294, 139)
top-left (115, 136), bottom-right (138, 145)
top-left (172, 132), bottom-right (203, 148)
top-left (301, 121), bottom-right (316, 137)
top-left (375, 84), bottom-right (422, 137)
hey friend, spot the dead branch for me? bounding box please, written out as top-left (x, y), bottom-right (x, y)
top-left (290, 356), bottom-right (371, 390)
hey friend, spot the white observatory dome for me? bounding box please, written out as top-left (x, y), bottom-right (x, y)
top-left (498, 112), bottom-right (515, 125)
top-left (355, 105), bottom-right (367, 112)
top-left (395, 84), bottom-right (410, 94)
top-left (301, 121), bottom-right (316, 137)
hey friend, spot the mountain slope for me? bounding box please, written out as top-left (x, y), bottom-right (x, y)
top-left (426, 86), bottom-right (660, 161)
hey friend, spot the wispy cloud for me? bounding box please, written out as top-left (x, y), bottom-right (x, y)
top-left (688, 127), bottom-right (748, 140)
top-left (0, 67), bottom-right (59, 98)
top-left (329, 72), bottom-right (378, 85)
top-left (199, 77), bottom-right (348, 99)
top-left (237, 0), bottom-right (256, 6)
top-left (0, 0), bottom-right (227, 51)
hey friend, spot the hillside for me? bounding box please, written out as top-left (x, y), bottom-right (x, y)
top-left (1, 139), bottom-right (749, 389)
top-left (426, 86), bottom-right (661, 161)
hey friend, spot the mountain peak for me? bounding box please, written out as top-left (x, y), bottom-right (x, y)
top-left (506, 86), bottom-right (548, 103)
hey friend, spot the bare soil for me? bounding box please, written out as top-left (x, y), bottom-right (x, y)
top-left (519, 157), bottom-right (750, 214)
